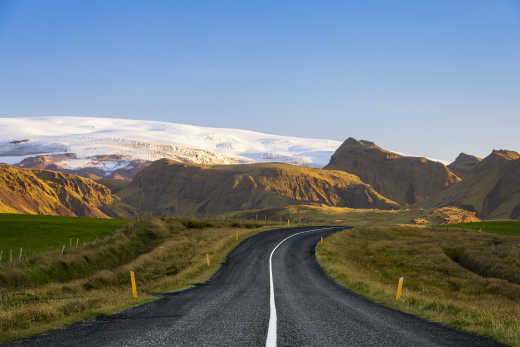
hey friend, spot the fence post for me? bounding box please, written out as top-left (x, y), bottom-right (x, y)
top-left (61, 245), bottom-right (66, 255)
top-left (76, 238), bottom-right (79, 248)
top-left (130, 271), bottom-right (138, 298)
top-left (395, 277), bottom-right (404, 300)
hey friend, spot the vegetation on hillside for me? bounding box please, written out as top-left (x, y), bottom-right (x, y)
top-left (422, 150), bottom-right (520, 219)
top-left (0, 165), bottom-right (121, 218)
top-left (324, 137), bottom-right (461, 204)
top-left (317, 226), bottom-right (520, 346)
top-left (117, 159), bottom-right (399, 217)
top-left (0, 216), bottom-right (268, 342)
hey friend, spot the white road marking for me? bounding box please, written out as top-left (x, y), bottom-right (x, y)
top-left (265, 227), bottom-right (337, 347)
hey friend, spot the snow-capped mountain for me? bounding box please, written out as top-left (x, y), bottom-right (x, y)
top-left (0, 117), bottom-right (341, 178)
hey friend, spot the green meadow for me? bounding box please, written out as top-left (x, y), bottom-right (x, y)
top-left (0, 214), bottom-right (128, 254)
top-left (445, 220), bottom-right (520, 236)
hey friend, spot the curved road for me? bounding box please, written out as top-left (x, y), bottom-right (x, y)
top-left (6, 226), bottom-right (503, 347)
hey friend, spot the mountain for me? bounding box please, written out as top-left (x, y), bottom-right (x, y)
top-left (15, 154), bottom-right (151, 181)
top-left (0, 164), bottom-right (119, 218)
top-left (0, 117), bottom-right (342, 179)
top-left (324, 138), bottom-right (461, 204)
top-left (447, 153), bottom-right (482, 179)
top-left (117, 159), bottom-right (399, 217)
top-left (423, 150), bottom-right (520, 219)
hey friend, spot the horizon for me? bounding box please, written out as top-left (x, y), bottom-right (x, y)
top-left (1, 1), bottom-right (519, 162)
top-left (0, 114), bottom-right (512, 164)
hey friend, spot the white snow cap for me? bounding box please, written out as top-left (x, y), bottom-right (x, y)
top-left (0, 116), bottom-right (342, 167)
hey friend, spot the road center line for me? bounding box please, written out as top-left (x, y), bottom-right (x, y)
top-left (265, 227), bottom-right (336, 347)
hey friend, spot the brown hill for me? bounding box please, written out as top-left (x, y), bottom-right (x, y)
top-left (422, 150), bottom-right (520, 219)
top-left (324, 138), bottom-right (461, 204)
top-left (447, 153), bottom-right (482, 179)
top-left (117, 159), bottom-right (400, 217)
top-left (0, 165), bottom-right (118, 218)
top-left (15, 154), bottom-right (150, 181)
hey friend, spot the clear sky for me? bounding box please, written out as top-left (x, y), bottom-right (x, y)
top-left (0, 1), bottom-right (519, 162)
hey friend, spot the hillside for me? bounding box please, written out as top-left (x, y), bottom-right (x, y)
top-left (117, 159), bottom-right (399, 217)
top-left (324, 138), bottom-right (461, 204)
top-left (422, 150), bottom-right (520, 219)
top-left (447, 153), bottom-right (482, 179)
top-left (0, 165), bottom-right (119, 218)
top-left (15, 154), bottom-right (150, 181)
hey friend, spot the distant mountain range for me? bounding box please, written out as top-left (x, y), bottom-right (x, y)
top-left (0, 117), bottom-right (341, 178)
top-left (0, 117), bottom-right (518, 220)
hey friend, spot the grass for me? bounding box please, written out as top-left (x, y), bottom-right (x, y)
top-left (226, 204), bottom-right (459, 227)
top-left (317, 226), bottom-right (520, 346)
top-left (0, 216), bottom-right (273, 343)
top-left (444, 220), bottom-right (520, 236)
top-left (0, 214), bottom-right (129, 254)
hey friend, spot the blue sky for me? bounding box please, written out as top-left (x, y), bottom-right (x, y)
top-left (0, 1), bottom-right (519, 162)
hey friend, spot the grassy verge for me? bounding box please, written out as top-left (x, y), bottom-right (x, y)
top-left (444, 220), bottom-right (520, 236)
top-left (0, 214), bottom-right (128, 254)
top-left (317, 226), bottom-right (520, 346)
top-left (0, 216), bottom-right (273, 343)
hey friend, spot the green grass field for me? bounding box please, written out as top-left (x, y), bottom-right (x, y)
top-left (445, 220), bottom-right (520, 236)
top-left (0, 214), bottom-right (128, 254)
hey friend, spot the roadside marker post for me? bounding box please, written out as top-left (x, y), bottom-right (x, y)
top-left (130, 271), bottom-right (138, 298)
top-left (236, 231), bottom-right (239, 241)
top-left (206, 254), bottom-right (210, 266)
top-left (320, 236), bottom-right (324, 245)
top-left (395, 277), bottom-right (404, 300)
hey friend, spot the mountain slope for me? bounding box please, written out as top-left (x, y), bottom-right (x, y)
top-left (423, 150), bottom-right (520, 219)
top-left (324, 138), bottom-right (461, 204)
top-left (117, 159), bottom-right (399, 217)
top-left (0, 165), bottom-right (119, 218)
top-left (447, 153), bottom-right (482, 179)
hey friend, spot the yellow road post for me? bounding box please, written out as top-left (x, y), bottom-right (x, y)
top-left (236, 231), bottom-right (239, 241)
top-left (320, 236), bottom-right (324, 245)
top-left (206, 254), bottom-right (210, 266)
top-left (130, 271), bottom-right (138, 298)
top-left (395, 277), bottom-right (404, 300)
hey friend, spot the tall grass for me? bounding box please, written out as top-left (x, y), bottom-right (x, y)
top-left (0, 217), bottom-right (269, 343)
top-left (317, 226), bottom-right (520, 346)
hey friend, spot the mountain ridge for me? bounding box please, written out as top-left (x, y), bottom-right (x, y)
top-left (324, 137), bottom-right (461, 204)
top-left (117, 159), bottom-right (400, 217)
top-left (0, 165), bottom-right (121, 218)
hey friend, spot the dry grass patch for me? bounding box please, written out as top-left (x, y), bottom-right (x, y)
top-left (317, 226), bottom-right (520, 346)
top-left (0, 217), bottom-right (272, 342)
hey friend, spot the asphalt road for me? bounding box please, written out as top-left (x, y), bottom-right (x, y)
top-left (6, 226), bottom-right (504, 347)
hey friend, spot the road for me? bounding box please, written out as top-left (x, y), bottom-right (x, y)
top-left (6, 226), bottom-right (504, 347)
